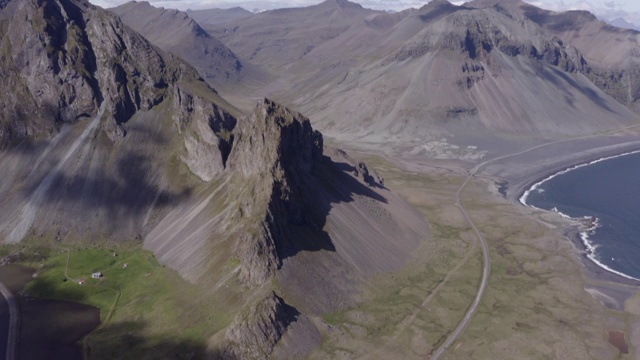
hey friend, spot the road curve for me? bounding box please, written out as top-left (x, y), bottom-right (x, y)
top-left (430, 171), bottom-right (491, 360)
top-left (430, 122), bottom-right (640, 359)
top-left (0, 281), bottom-right (17, 360)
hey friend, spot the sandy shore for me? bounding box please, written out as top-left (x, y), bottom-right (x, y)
top-left (476, 133), bottom-right (640, 303)
top-left (482, 136), bottom-right (640, 203)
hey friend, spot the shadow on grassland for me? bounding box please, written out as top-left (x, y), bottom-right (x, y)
top-left (87, 320), bottom-right (213, 360)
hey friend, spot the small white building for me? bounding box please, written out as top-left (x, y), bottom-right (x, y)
top-left (91, 272), bottom-right (103, 279)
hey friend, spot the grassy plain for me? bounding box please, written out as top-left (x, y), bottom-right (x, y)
top-left (3, 152), bottom-right (638, 359)
top-left (2, 241), bottom-right (230, 360)
top-left (310, 155), bottom-right (634, 359)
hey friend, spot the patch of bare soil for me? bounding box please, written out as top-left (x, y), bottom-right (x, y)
top-left (608, 329), bottom-right (629, 354)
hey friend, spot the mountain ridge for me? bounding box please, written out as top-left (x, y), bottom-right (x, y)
top-left (111, 1), bottom-right (269, 95)
top-left (204, 0), bottom-right (638, 156)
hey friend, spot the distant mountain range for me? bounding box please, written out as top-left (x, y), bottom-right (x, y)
top-left (2, 0), bottom-right (640, 358)
top-left (111, 1), bottom-right (269, 96)
top-left (199, 0), bottom-right (639, 154)
top-left (186, 6), bottom-right (253, 26)
top-left (0, 0), bottom-right (428, 358)
top-left (606, 17), bottom-right (640, 31)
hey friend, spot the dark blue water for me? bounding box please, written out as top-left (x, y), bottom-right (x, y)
top-left (522, 151), bottom-right (640, 280)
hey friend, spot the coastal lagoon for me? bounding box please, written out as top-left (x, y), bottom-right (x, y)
top-left (521, 151), bottom-right (640, 280)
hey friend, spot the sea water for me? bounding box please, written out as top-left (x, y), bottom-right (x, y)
top-left (521, 151), bottom-right (640, 280)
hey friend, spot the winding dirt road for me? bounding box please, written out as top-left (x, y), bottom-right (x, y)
top-left (430, 168), bottom-right (490, 360)
top-left (431, 122), bottom-right (640, 359)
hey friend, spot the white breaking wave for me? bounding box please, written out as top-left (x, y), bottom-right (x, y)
top-left (7, 103), bottom-right (105, 243)
top-left (519, 150), bottom-right (640, 281)
top-left (519, 149), bottom-right (640, 206)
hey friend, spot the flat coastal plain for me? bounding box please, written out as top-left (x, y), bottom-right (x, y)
top-left (310, 135), bottom-right (640, 359)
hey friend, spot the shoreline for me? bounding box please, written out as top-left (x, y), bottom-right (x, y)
top-left (502, 139), bottom-right (640, 205)
top-left (565, 227), bottom-right (640, 287)
top-left (510, 148), bottom-right (640, 286)
top-left (518, 149), bottom-right (640, 206)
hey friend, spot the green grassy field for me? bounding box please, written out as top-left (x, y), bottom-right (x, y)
top-left (311, 155), bottom-right (629, 359)
top-left (6, 241), bottom-right (230, 360)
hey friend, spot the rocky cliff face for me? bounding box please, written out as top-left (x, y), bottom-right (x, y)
top-left (0, 0), bottom-right (238, 243)
top-left (2, 0), bottom-right (153, 144)
top-left (227, 98), bottom-right (323, 285)
top-left (222, 292), bottom-right (298, 360)
top-left (173, 85), bottom-right (236, 181)
top-left (0, 0), bottom-right (235, 149)
top-left (393, 5), bottom-right (588, 74)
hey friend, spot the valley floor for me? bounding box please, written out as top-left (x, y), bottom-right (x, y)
top-left (4, 132), bottom-right (640, 359)
top-left (300, 125), bottom-right (640, 359)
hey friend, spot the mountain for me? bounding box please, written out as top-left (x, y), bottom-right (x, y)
top-left (208, 0), bottom-right (636, 156)
top-left (0, 0), bottom-right (241, 242)
top-left (186, 6), bottom-right (254, 26)
top-left (145, 97), bottom-right (428, 357)
top-left (205, 0), bottom-right (383, 72)
top-left (110, 1), bottom-right (268, 95)
top-left (608, 17), bottom-right (640, 31)
top-left (0, 0), bottom-right (431, 357)
top-left (467, 0), bottom-right (640, 112)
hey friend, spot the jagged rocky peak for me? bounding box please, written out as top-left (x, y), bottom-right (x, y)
top-left (395, 4), bottom-right (588, 73)
top-left (230, 98), bottom-right (323, 178)
top-left (422, 0), bottom-right (455, 9)
top-left (222, 291), bottom-right (298, 360)
top-left (228, 99), bottom-right (323, 286)
top-left (173, 84), bottom-right (236, 182)
top-left (0, 0), bottom-right (231, 147)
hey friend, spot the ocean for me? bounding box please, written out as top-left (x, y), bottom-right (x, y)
top-left (520, 151), bottom-right (640, 281)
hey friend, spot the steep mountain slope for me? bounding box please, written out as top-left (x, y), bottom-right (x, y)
top-left (206, 0), bottom-right (383, 72)
top-left (0, 0), bottom-right (238, 242)
top-left (468, 0), bottom-right (640, 111)
top-left (146, 98), bottom-right (427, 286)
top-left (145, 98), bottom-right (429, 357)
top-left (0, 0), bottom-right (431, 358)
top-left (209, 0), bottom-right (637, 156)
top-left (186, 6), bottom-right (253, 26)
top-left (111, 1), bottom-right (268, 94)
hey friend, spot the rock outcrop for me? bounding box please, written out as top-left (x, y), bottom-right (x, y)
top-left (0, 0), bottom-right (239, 244)
top-left (1, 0), bottom-right (170, 144)
top-left (173, 85), bottom-right (236, 181)
top-left (228, 98), bottom-right (323, 285)
top-left (222, 292), bottom-right (298, 360)
top-left (0, 0), bottom-right (235, 176)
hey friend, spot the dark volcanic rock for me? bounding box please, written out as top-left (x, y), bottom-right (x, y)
top-left (222, 292), bottom-right (299, 360)
top-left (228, 98), bottom-right (323, 286)
top-left (0, 0), bottom-right (239, 244)
top-left (0, 0), bottom-right (238, 148)
top-left (173, 85), bottom-right (236, 181)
